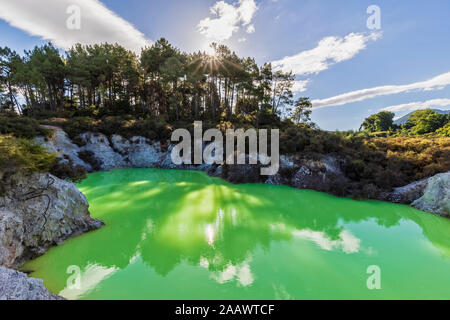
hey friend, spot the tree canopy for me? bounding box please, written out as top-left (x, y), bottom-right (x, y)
top-left (360, 109), bottom-right (449, 137)
top-left (0, 39), bottom-right (312, 126)
top-left (360, 111), bottom-right (395, 132)
top-left (405, 109), bottom-right (449, 135)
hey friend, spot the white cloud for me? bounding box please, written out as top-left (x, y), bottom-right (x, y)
top-left (312, 72), bottom-right (450, 109)
top-left (0, 0), bottom-right (152, 52)
top-left (382, 98), bottom-right (450, 114)
top-left (292, 80), bottom-right (309, 93)
top-left (238, 37), bottom-right (247, 43)
top-left (198, 0), bottom-right (258, 42)
top-left (272, 32), bottom-right (382, 76)
top-left (272, 32), bottom-right (381, 93)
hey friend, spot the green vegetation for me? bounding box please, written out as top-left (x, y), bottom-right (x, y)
top-left (0, 40), bottom-right (304, 124)
top-left (405, 109), bottom-right (448, 135)
top-left (279, 125), bottom-right (450, 197)
top-left (436, 122), bottom-right (450, 136)
top-left (360, 109), bottom-right (449, 137)
top-left (351, 136), bottom-right (449, 195)
top-left (0, 115), bottom-right (86, 182)
top-left (0, 135), bottom-right (57, 176)
top-left (360, 111), bottom-right (395, 132)
top-left (0, 113), bottom-right (52, 138)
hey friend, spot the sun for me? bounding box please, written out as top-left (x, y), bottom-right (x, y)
top-left (201, 42), bottom-right (217, 57)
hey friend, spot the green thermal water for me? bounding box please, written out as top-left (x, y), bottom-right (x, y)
top-left (23, 169), bottom-right (450, 300)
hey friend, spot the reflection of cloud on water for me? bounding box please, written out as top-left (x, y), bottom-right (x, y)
top-left (200, 257), bottom-right (255, 287)
top-left (292, 229), bottom-right (361, 254)
top-left (269, 222), bottom-right (361, 254)
top-left (273, 284), bottom-right (293, 300)
top-left (59, 264), bottom-right (118, 300)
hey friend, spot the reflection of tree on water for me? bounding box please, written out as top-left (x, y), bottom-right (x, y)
top-left (27, 169), bottom-right (450, 295)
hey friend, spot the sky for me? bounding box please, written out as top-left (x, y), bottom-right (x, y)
top-left (0, 0), bottom-right (449, 130)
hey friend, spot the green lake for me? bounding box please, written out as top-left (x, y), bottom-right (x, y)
top-left (23, 168), bottom-right (450, 300)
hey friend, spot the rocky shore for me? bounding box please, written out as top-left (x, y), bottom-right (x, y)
top-left (0, 266), bottom-right (63, 300)
top-left (38, 126), bottom-right (450, 217)
top-left (0, 170), bottom-right (103, 300)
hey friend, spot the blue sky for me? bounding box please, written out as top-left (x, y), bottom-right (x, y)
top-left (0, 0), bottom-right (449, 130)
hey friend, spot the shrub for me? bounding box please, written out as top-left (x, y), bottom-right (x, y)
top-left (0, 133), bottom-right (87, 184)
top-left (436, 123), bottom-right (450, 137)
top-left (45, 116), bottom-right (174, 142)
top-left (49, 160), bottom-right (87, 183)
top-left (57, 116), bottom-right (98, 139)
top-left (0, 135), bottom-right (57, 175)
top-left (0, 114), bottom-right (52, 139)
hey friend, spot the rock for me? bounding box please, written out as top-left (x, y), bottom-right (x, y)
top-left (412, 172), bottom-right (450, 217)
top-left (36, 128), bottom-right (285, 183)
top-left (79, 132), bottom-right (127, 171)
top-left (38, 128), bottom-right (172, 172)
top-left (225, 154), bottom-right (262, 184)
top-left (383, 178), bottom-right (429, 204)
top-left (0, 172), bottom-right (104, 268)
top-left (0, 266), bottom-right (63, 300)
top-left (264, 155), bottom-right (296, 186)
top-left (291, 156), bottom-right (347, 194)
top-left (111, 135), bottom-right (165, 168)
top-left (158, 144), bottom-right (185, 170)
top-left (265, 174), bottom-right (284, 185)
top-left (226, 164), bottom-right (261, 183)
top-left (208, 165), bottom-right (223, 177)
top-left (35, 126), bottom-right (91, 171)
top-left (322, 155), bottom-right (343, 175)
top-left (158, 144), bottom-right (223, 177)
top-left (292, 166), bottom-right (315, 189)
top-left (0, 210), bottom-right (24, 267)
top-left (187, 164), bottom-right (223, 178)
top-left (280, 155), bottom-right (296, 170)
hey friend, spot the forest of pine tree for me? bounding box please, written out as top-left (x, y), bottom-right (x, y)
top-left (0, 39), bottom-right (310, 124)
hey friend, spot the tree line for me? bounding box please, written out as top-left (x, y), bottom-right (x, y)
top-left (360, 109), bottom-right (449, 136)
top-left (0, 39), bottom-right (312, 124)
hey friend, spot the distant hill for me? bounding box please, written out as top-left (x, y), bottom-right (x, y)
top-left (394, 109), bottom-right (450, 125)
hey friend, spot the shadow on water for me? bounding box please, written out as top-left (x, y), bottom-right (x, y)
top-left (23, 169), bottom-right (450, 300)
